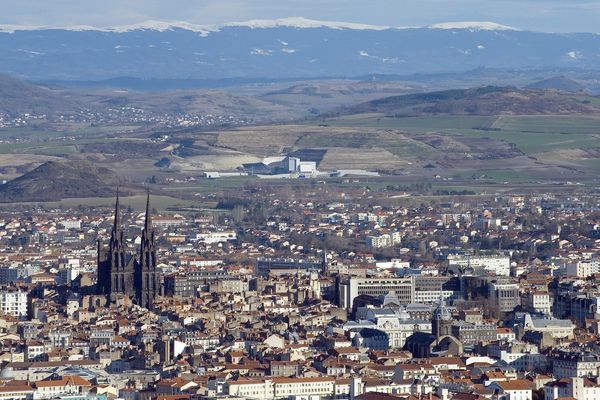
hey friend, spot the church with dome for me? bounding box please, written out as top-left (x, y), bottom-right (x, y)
top-left (403, 295), bottom-right (464, 358)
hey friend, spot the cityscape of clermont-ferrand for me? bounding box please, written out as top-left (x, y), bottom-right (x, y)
top-left (3, 0), bottom-right (600, 399)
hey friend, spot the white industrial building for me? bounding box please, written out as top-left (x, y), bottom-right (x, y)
top-left (286, 156), bottom-right (317, 175)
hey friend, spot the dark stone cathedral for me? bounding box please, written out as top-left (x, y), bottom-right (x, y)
top-left (97, 192), bottom-right (160, 309)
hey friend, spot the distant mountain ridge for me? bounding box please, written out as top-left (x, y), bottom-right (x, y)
top-left (0, 74), bottom-right (86, 117)
top-left (526, 76), bottom-right (585, 92)
top-left (0, 18), bottom-right (519, 34)
top-left (338, 86), bottom-right (600, 116)
top-left (1, 18), bottom-right (599, 81)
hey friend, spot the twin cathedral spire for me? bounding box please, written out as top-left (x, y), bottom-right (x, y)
top-left (97, 191), bottom-right (159, 309)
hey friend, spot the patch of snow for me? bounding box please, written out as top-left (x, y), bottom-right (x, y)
top-left (477, 44), bottom-right (485, 49)
top-left (0, 18), bottom-right (520, 36)
top-left (428, 21), bottom-right (519, 31)
top-left (358, 50), bottom-right (404, 63)
top-left (17, 49), bottom-right (44, 55)
top-left (281, 48), bottom-right (296, 54)
top-left (0, 24), bottom-right (41, 33)
top-left (567, 51), bottom-right (581, 60)
top-left (106, 20), bottom-right (217, 36)
top-left (0, 20), bottom-right (217, 36)
top-left (251, 48), bottom-right (272, 56)
top-left (278, 39), bottom-right (289, 46)
top-left (224, 17), bottom-right (391, 31)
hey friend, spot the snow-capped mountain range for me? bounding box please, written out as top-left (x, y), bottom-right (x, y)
top-left (0, 18), bottom-right (519, 34)
top-left (0, 17), bottom-right (596, 81)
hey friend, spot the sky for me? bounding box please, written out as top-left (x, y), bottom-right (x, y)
top-left (0, 0), bottom-right (599, 33)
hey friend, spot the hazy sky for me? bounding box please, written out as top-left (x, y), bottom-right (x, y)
top-left (1, 0), bottom-right (599, 33)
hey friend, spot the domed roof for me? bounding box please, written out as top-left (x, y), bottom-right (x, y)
top-left (0, 366), bottom-right (14, 380)
top-left (433, 298), bottom-right (452, 321)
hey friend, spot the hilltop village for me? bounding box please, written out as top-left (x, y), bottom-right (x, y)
top-left (0, 191), bottom-right (598, 400)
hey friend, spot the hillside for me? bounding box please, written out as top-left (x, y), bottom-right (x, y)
top-left (0, 74), bottom-right (304, 127)
top-left (526, 76), bottom-right (585, 92)
top-left (0, 74), bottom-right (86, 117)
top-left (339, 86), bottom-right (600, 117)
top-left (0, 160), bottom-right (123, 202)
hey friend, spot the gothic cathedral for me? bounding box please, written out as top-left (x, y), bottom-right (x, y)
top-left (97, 192), bottom-right (160, 309)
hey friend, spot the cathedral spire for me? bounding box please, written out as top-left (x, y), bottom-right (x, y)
top-left (137, 189), bottom-right (158, 309)
top-left (144, 189), bottom-right (152, 233)
top-left (113, 189), bottom-right (121, 234)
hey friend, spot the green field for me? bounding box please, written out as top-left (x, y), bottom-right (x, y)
top-left (446, 129), bottom-right (599, 155)
top-left (295, 129), bottom-right (437, 158)
top-left (320, 114), bottom-right (600, 156)
top-left (578, 159), bottom-right (600, 171)
top-left (0, 195), bottom-right (205, 211)
top-left (493, 115), bottom-right (600, 134)
top-left (321, 115), bottom-right (496, 131)
top-left (453, 169), bottom-right (534, 183)
top-left (0, 125), bottom-right (139, 139)
top-left (0, 136), bottom-right (149, 156)
top-left (162, 176), bottom-right (260, 193)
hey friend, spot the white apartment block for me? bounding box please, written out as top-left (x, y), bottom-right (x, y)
top-left (565, 260), bottom-right (600, 278)
top-left (60, 219), bottom-right (81, 230)
top-left (366, 232), bottom-right (401, 249)
top-left (194, 231), bottom-right (237, 244)
top-left (448, 254), bottom-right (511, 276)
top-left (0, 289), bottom-right (28, 318)
top-left (338, 277), bottom-right (414, 309)
top-left (522, 291), bottom-right (552, 315)
top-left (226, 377), bottom-right (338, 399)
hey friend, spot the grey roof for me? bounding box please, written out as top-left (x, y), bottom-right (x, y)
top-left (370, 309), bottom-right (396, 317)
top-left (529, 318), bottom-right (573, 329)
top-left (405, 303), bottom-right (434, 311)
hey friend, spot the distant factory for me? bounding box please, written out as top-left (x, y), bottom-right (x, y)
top-left (242, 156), bottom-right (318, 177)
top-left (204, 153), bottom-right (379, 179)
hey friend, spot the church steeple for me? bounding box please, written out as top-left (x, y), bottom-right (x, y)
top-left (109, 190), bottom-right (125, 266)
top-left (113, 189), bottom-right (121, 235)
top-left (136, 190), bottom-right (158, 309)
top-left (143, 189), bottom-right (152, 233)
top-left (98, 192), bottom-right (135, 300)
